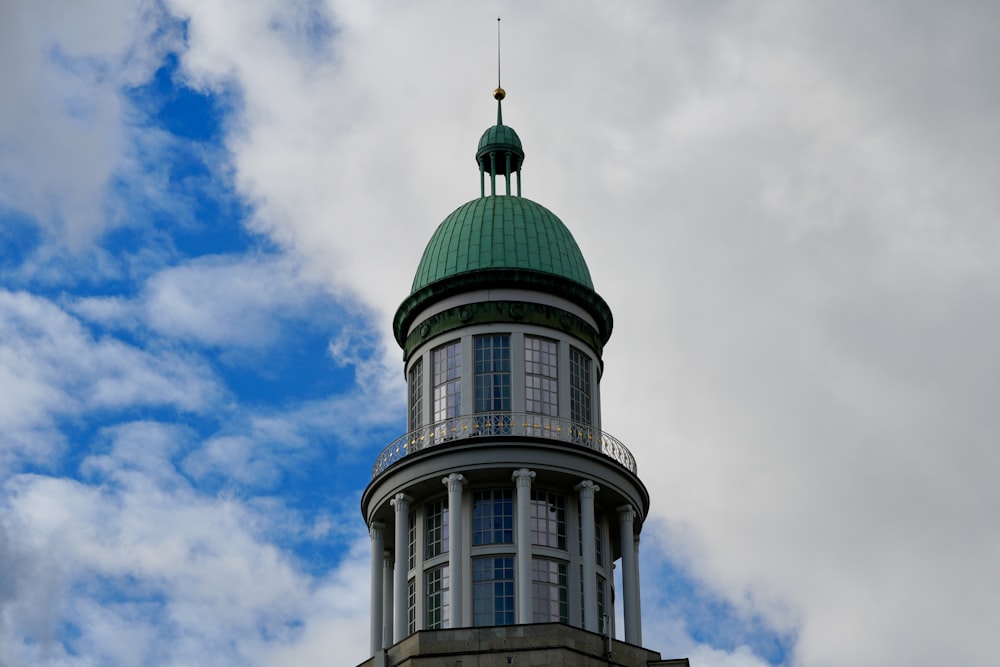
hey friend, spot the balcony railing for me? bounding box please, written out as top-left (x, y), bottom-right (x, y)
top-left (371, 412), bottom-right (636, 478)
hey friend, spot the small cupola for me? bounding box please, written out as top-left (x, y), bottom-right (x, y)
top-left (476, 88), bottom-right (524, 197)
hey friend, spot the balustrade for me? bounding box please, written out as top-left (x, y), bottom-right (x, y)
top-left (371, 412), bottom-right (636, 477)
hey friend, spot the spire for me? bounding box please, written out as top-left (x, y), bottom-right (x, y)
top-left (495, 17), bottom-right (505, 127)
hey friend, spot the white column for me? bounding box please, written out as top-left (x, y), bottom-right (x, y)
top-left (512, 468), bottom-right (536, 623)
top-left (618, 505), bottom-right (640, 645)
top-left (382, 552), bottom-right (393, 648)
top-left (443, 473), bottom-right (466, 627)
top-left (369, 521), bottom-right (385, 657)
top-left (576, 480), bottom-right (600, 632)
top-left (391, 493), bottom-right (412, 640)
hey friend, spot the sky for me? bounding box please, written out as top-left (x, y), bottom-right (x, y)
top-left (1, 1), bottom-right (998, 666)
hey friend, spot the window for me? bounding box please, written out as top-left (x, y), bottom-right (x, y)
top-left (475, 335), bottom-right (510, 412)
top-left (407, 578), bottom-right (416, 634)
top-left (425, 499), bottom-right (449, 558)
top-left (597, 574), bottom-right (607, 633)
top-left (426, 565), bottom-right (450, 629)
top-left (432, 341), bottom-right (461, 422)
top-left (408, 358), bottom-right (424, 430)
top-left (530, 491), bottom-right (566, 549)
top-left (569, 347), bottom-right (592, 425)
top-left (581, 570), bottom-right (608, 632)
top-left (525, 337), bottom-right (558, 415)
top-left (473, 557), bottom-right (515, 626)
top-left (408, 513), bottom-right (416, 570)
top-left (532, 559), bottom-right (568, 623)
top-left (473, 489), bottom-right (514, 545)
top-left (595, 515), bottom-right (604, 565)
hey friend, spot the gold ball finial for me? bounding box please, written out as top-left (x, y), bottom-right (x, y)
top-left (493, 87), bottom-right (506, 101)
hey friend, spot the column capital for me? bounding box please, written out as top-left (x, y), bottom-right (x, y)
top-left (575, 480), bottom-right (600, 498)
top-left (370, 521), bottom-right (385, 541)
top-left (390, 493), bottom-right (413, 509)
top-left (512, 468), bottom-right (536, 488)
top-left (617, 504), bottom-right (636, 524)
top-left (442, 473), bottom-right (466, 492)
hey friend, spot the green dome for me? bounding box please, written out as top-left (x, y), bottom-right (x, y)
top-left (411, 195), bottom-right (593, 292)
top-left (394, 195), bottom-right (613, 349)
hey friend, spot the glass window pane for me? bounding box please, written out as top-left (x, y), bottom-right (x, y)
top-left (473, 489), bottom-right (514, 545)
top-left (407, 578), bottom-right (416, 634)
top-left (409, 358), bottom-right (424, 430)
top-left (473, 557), bottom-right (515, 627)
top-left (475, 335), bottom-right (511, 413)
top-left (425, 498), bottom-right (450, 558)
top-left (569, 347), bottom-right (592, 426)
top-left (433, 341), bottom-right (461, 422)
top-left (530, 490), bottom-right (566, 550)
top-left (525, 337), bottom-right (558, 416)
top-left (425, 564), bottom-right (450, 629)
top-left (531, 558), bottom-right (568, 623)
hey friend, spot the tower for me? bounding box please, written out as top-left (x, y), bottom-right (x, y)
top-left (358, 88), bottom-right (687, 667)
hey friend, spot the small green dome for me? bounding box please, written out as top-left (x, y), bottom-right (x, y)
top-left (476, 96), bottom-right (524, 175)
top-left (478, 124), bottom-right (522, 152)
top-left (477, 125), bottom-right (524, 174)
top-left (411, 196), bottom-right (593, 292)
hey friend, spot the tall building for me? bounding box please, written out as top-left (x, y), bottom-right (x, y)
top-left (357, 87), bottom-right (688, 667)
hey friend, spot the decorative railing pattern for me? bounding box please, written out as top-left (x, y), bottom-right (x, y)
top-left (372, 412), bottom-right (636, 478)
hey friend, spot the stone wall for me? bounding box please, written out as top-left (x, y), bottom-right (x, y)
top-left (355, 623), bottom-right (689, 667)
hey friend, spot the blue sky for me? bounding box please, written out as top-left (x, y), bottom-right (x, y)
top-left (2, 3), bottom-right (998, 667)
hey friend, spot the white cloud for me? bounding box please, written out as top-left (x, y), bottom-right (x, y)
top-left (0, 289), bottom-right (221, 469)
top-left (0, 419), bottom-right (371, 667)
top-left (257, 537), bottom-right (371, 667)
top-left (0, 283), bottom-right (394, 664)
top-left (0, 0), bottom-right (180, 248)
top-left (73, 253), bottom-right (390, 356)
top-left (139, 254), bottom-right (330, 348)
top-left (688, 644), bottom-right (779, 667)
top-left (180, 373), bottom-right (404, 489)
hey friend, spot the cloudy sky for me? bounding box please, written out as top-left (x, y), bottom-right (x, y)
top-left (1, 1), bottom-right (997, 666)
